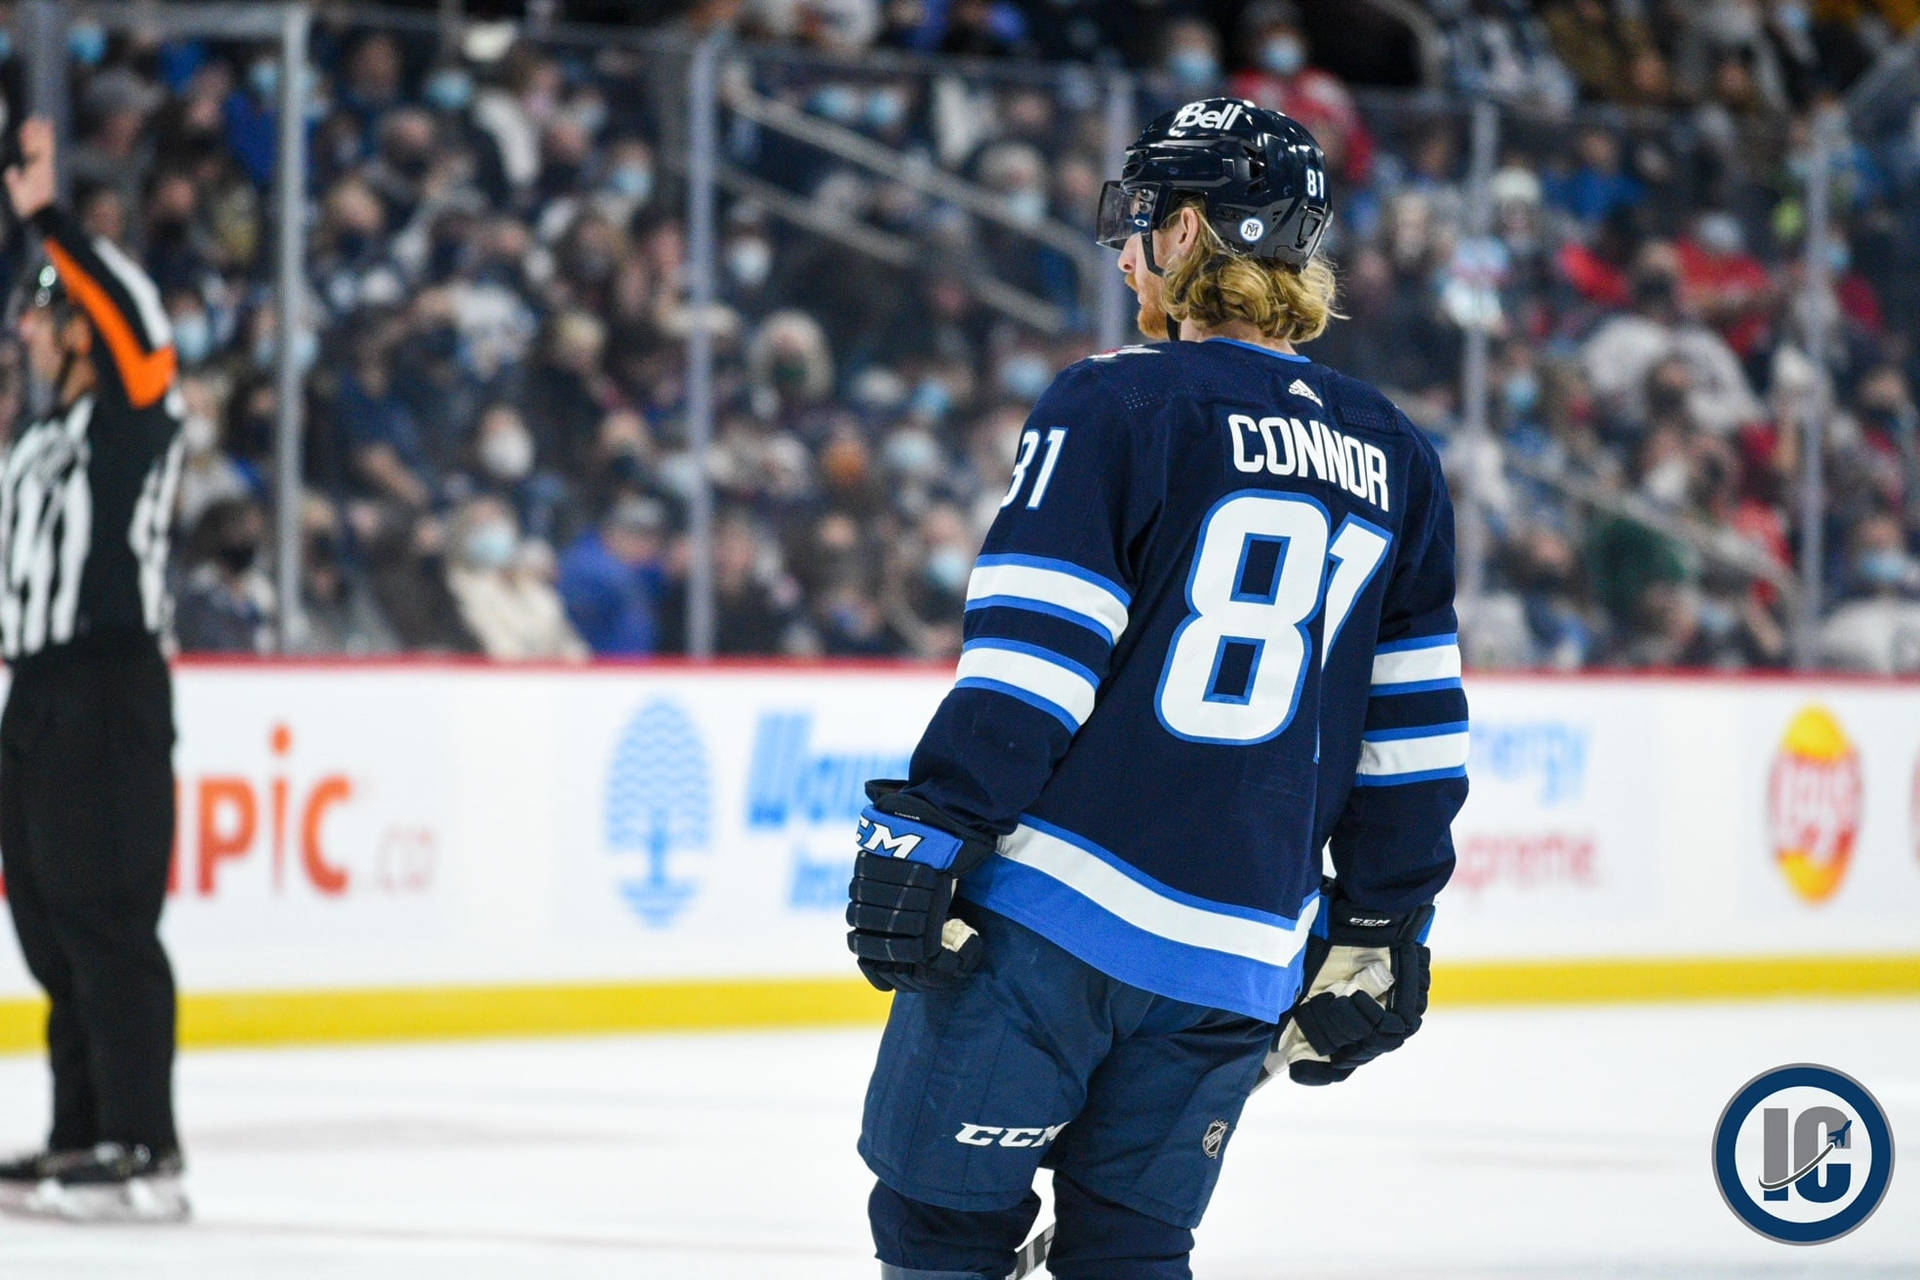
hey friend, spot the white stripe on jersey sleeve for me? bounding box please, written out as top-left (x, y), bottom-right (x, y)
top-left (966, 560), bottom-right (1130, 644)
top-left (1356, 729), bottom-right (1470, 778)
top-left (1370, 638), bottom-right (1461, 688)
top-left (955, 642), bottom-right (1099, 728)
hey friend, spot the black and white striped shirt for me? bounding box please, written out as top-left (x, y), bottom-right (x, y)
top-left (0, 207), bottom-right (182, 662)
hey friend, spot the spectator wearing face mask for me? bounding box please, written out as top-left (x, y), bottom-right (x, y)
top-left (1676, 210), bottom-right (1774, 358)
top-left (1157, 18), bottom-right (1224, 104)
top-left (284, 497), bottom-right (397, 655)
top-left (174, 374), bottom-right (251, 531)
top-left (446, 496), bottom-right (588, 662)
top-left (660, 511), bottom-right (807, 656)
top-left (1228, 2), bottom-right (1374, 187)
top-left (174, 497), bottom-right (274, 654)
top-left (1580, 245), bottom-right (1762, 436)
top-left (471, 402), bottom-right (574, 545)
top-left (1817, 514), bottom-right (1920, 673)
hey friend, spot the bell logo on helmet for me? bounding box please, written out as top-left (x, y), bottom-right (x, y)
top-left (1169, 100), bottom-right (1244, 135)
top-left (1239, 217), bottom-right (1266, 244)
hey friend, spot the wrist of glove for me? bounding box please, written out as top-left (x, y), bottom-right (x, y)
top-left (845, 781), bottom-right (997, 993)
top-left (1269, 888), bottom-right (1434, 1086)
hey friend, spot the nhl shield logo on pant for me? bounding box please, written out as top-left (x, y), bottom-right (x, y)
top-left (1712, 1064), bottom-right (1895, 1244)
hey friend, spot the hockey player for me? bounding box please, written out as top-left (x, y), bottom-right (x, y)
top-left (846, 99), bottom-right (1467, 1278)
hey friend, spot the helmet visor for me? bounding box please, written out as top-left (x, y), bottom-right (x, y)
top-left (1095, 181), bottom-right (1164, 250)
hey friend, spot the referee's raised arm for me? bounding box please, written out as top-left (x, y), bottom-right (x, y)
top-left (9, 117), bottom-right (178, 410)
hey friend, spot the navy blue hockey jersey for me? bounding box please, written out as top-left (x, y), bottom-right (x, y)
top-left (901, 338), bottom-right (1468, 1023)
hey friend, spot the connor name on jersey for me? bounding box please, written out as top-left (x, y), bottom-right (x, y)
top-left (1225, 412), bottom-right (1392, 512)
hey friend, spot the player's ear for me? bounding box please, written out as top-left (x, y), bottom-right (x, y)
top-left (1169, 204), bottom-right (1204, 264)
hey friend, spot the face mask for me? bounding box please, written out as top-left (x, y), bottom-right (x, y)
top-left (182, 413), bottom-right (218, 456)
top-left (68, 23), bottom-right (106, 67)
top-left (250, 59), bottom-right (280, 100)
top-left (1696, 596), bottom-right (1737, 639)
top-left (910, 378), bottom-right (952, 420)
top-left (867, 89), bottom-right (907, 131)
top-left (883, 430), bottom-right (941, 477)
top-left (1168, 49), bottom-right (1219, 89)
top-left (999, 354), bottom-right (1052, 402)
top-left (574, 99), bottom-right (608, 135)
top-left (217, 539), bottom-right (258, 575)
top-left (463, 522), bottom-right (517, 570)
top-left (927, 547), bottom-right (971, 593)
top-left (1261, 35), bottom-right (1306, 76)
top-left (1775, 1), bottom-right (1811, 34)
top-left (1858, 549), bottom-right (1911, 589)
top-left (480, 428), bottom-right (535, 481)
top-left (1696, 213), bottom-right (1742, 256)
top-left (1828, 240), bottom-right (1851, 274)
top-left (253, 329), bottom-right (318, 373)
top-left (608, 165), bottom-right (653, 202)
top-left (1642, 458), bottom-right (1689, 506)
top-left (173, 313), bottom-right (213, 366)
top-left (1503, 371), bottom-right (1539, 420)
top-left (426, 69), bottom-right (473, 113)
top-left (810, 85), bottom-right (861, 124)
top-left (1006, 188), bottom-right (1048, 226)
top-left (727, 238), bottom-right (772, 288)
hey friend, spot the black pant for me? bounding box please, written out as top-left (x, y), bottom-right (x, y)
top-left (1, 638), bottom-right (178, 1153)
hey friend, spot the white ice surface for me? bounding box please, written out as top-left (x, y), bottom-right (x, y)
top-left (1, 1000), bottom-right (1917, 1279)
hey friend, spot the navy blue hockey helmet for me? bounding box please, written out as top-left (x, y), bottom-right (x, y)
top-left (1096, 97), bottom-right (1331, 271)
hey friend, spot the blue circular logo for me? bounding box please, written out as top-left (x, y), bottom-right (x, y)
top-left (1712, 1064), bottom-right (1895, 1244)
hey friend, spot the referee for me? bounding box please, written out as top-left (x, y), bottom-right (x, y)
top-left (0, 118), bottom-right (187, 1222)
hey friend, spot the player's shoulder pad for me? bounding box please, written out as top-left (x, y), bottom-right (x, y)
top-left (1054, 342), bottom-right (1180, 398)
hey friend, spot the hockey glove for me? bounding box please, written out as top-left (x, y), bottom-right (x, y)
top-left (846, 781), bottom-right (996, 993)
top-left (1271, 889), bottom-right (1434, 1086)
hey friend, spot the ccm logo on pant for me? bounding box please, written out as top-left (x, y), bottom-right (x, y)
top-left (954, 1122), bottom-right (1068, 1149)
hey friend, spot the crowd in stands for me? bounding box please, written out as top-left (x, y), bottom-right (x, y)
top-left (12, 0), bottom-right (1920, 671)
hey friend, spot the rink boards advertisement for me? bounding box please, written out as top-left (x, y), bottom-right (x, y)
top-left (1, 665), bottom-right (1918, 1045)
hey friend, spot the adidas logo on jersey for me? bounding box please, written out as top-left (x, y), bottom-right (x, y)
top-left (1288, 379), bottom-right (1322, 408)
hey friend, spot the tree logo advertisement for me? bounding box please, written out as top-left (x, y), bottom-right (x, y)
top-left (604, 700), bottom-right (711, 927)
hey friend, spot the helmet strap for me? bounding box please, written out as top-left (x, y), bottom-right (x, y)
top-left (1141, 227), bottom-right (1180, 341)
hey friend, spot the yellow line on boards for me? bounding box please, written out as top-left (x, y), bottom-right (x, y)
top-left (0, 956), bottom-right (1916, 1053)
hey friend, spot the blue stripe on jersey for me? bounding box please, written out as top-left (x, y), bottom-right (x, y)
top-left (1352, 764), bottom-right (1469, 788)
top-left (959, 851), bottom-right (1318, 1022)
top-left (1363, 720), bottom-right (1470, 742)
top-left (1371, 632), bottom-right (1462, 690)
top-left (973, 553), bottom-right (1133, 604)
top-left (966, 593), bottom-right (1119, 643)
top-left (963, 601), bottom-right (1115, 680)
top-left (1365, 684), bottom-right (1471, 734)
top-left (1209, 338), bottom-right (1310, 363)
top-left (1374, 632), bottom-right (1458, 653)
top-left (955, 639), bottom-right (1100, 730)
top-left (951, 678), bottom-right (1081, 734)
top-left (1020, 814), bottom-right (1303, 929)
top-left (967, 554), bottom-right (1132, 645)
top-left (1373, 676), bottom-right (1464, 696)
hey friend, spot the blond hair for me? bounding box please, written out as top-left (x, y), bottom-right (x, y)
top-left (1162, 202), bottom-right (1341, 344)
